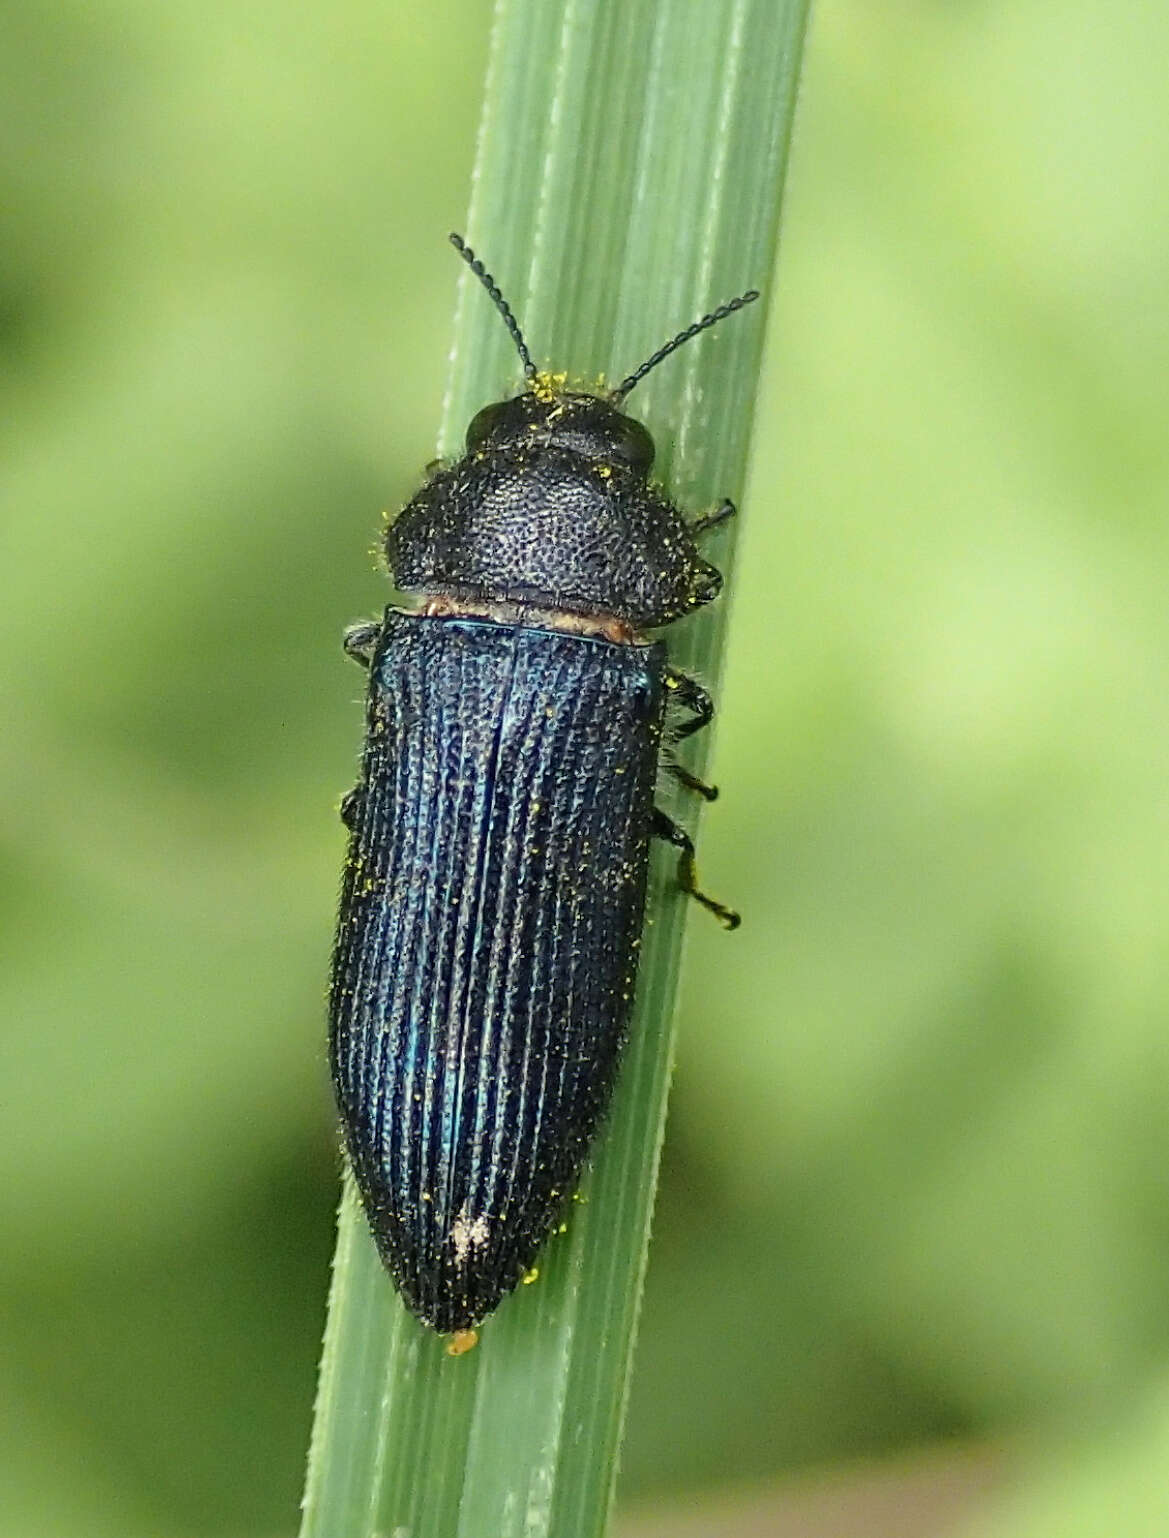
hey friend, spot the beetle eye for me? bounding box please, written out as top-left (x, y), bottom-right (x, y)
top-left (613, 416), bottom-right (655, 469)
top-left (466, 402), bottom-right (510, 450)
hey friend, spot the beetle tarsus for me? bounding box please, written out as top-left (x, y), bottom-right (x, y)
top-left (691, 498), bottom-right (736, 538)
top-left (669, 763), bottom-right (719, 801)
top-left (343, 622), bottom-right (380, 668)
top-left (652, 808), bottom-right (741, 930)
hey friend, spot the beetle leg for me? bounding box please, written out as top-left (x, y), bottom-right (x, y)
top-left (343, 621), bottom-right (380, 668)
top-left (664, 669), bottom-right (720, 800)
top-left (665, 670), bottom-right (713, 741)
top-left (690, 498), bottom-right (736, 538)
top-left (651, 808), bottom-right (740, 930)
top-left (670, 763), bottom-right (719, 802)
top-left (339, 786), bottom-right (365, 830)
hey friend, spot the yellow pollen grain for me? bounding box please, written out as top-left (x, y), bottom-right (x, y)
top-left (446, 1329), bottom-right (479, 1357)
top-left (531, 370), bottom-right (568, 403)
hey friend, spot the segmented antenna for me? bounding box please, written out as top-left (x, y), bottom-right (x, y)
top-left (449, 233), bottom-right (536, 381)
top-left (611, 289), bottom-right (760, 402)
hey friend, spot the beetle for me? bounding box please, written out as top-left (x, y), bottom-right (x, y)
top-left (329, 234), bottom-right (757, 1345)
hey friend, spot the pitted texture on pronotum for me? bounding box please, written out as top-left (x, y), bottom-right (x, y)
top-left (387, 391), bottom-right (721, 629)
top-left (329, 614), bottom-right (665, 1332)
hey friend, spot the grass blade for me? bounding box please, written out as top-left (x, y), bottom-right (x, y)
top-left (301, 2), bottom-right (810, 1534)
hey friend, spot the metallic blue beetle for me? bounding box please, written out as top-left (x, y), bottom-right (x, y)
top-left (329, 236), bottom-right (756, 1342)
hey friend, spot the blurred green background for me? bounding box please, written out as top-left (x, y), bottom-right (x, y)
top-left (4, 1), bottom-right (1169, 1534)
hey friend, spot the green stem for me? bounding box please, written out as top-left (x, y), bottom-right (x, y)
top-left (301, 3), bottom-right (809, 1535)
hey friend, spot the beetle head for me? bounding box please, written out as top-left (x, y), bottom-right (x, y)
top-left (465, 389), bottom-right (656, 472)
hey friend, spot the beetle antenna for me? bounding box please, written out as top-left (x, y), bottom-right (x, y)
top-left (611, 289), bottom-right (760, 402)
top-left (449, 233), bottom-right (537, 382)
